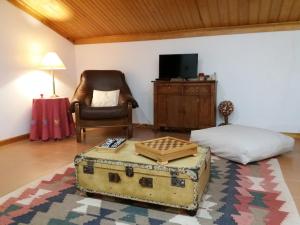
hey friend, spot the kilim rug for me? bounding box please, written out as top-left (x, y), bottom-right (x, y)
top-left (0, 156), bottom-right (299, 225)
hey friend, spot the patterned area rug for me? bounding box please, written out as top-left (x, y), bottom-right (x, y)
top-left (0, 156), bottom-right (299, 225)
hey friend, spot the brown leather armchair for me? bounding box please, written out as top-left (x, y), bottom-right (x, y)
top-left (70, 70), bottom-right (138, 142)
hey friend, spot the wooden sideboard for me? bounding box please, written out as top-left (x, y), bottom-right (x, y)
top-left (153, 80), bottom-right (216, 130)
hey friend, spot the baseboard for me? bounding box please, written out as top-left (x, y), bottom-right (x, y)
top-left (133, 123), bottom-right (154, 129)
top-left (282, 133), bottom-right (300, 139)
top-left (132, 125), bottom-right (300, 139)
top-left (0, 134), bottom-right (29, 147)
top-left (0, 130), bottom-right (297, 147)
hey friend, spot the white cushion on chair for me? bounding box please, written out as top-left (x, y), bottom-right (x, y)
top-left (190, 125), bottom-right (294, 164)
top-left (91, 90), bottom-right (120, 107)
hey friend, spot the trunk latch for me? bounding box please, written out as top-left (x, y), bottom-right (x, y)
top-left (170, 171), bottom-right (185, 188)
top-left (125, 166), bottom-right (134, 177)
top-left (83, 161), bottom-right (94, 174)
top-left (108, 173), bottom-right (121, 183)
top-left (139, 177), bottom-right (153, 188)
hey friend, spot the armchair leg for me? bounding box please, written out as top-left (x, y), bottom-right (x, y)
top-left (76, 126), bottom-right (82, 142)
top-left (127, 124), bottom-right (133, 138)
top-left (74, 103), bottom-right (82, 143)
top-left (127, 102), bottom-right (133, 139)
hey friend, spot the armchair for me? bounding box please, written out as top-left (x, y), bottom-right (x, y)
top-left (70, 70), bottom-right (138, 142)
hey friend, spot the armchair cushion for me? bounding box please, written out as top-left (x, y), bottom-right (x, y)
top-left (80, 104), bottom-right (128, 120)
top-left (91, 89), bottom-right (120, 107)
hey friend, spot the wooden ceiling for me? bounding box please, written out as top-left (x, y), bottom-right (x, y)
top-left (9, 0), bottom-right (300, 44)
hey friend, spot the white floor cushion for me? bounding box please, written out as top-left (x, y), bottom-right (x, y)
top-left (190, 125), bottom-right (294, 164)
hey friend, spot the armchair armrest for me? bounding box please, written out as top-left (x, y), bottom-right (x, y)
top-left (119, 94), bottom-right (138, 108)
top-left (70, 95), bottom-right (91, 113)
top-left (70, 98), bottom-right (80, 113)
top-left (69, 74), bottom-right (92, 113)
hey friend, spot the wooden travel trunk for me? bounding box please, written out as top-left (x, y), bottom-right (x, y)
top-left (74, 141), bottom-right (210, 211)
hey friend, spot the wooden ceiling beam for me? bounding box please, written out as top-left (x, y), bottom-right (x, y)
top-left (74, 21), bottom-right (300, 45)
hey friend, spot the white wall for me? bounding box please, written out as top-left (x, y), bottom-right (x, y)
top-left (1, 0), bottom-right (298, 138)
top-left (0, 1), bottom-right (77, 140)
top-left (75, 31), bottom-right (300, 133)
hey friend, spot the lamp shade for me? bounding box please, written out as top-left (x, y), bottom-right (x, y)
top-left (40, 52), bottom-right (66, 70)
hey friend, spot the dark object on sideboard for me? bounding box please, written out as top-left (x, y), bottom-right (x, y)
top-left (153, 80), bottom-right (217, 130)
top-left (70, 70), bottom-right (138, 142)
top-left (218, 100), bottom-right (234, 126)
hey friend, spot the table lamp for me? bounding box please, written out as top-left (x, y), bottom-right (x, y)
top-left (40, 52), bottom-right (66, 97)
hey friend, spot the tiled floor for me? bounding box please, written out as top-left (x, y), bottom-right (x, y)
top-left (0, 127), bottom-right (299, 212)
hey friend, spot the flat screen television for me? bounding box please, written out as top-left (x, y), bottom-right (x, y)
top-left (159, 54), bottom-right (198, 80)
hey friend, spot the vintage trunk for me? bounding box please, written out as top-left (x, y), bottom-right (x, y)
top-left (74, 141), bottom-right (210, 211)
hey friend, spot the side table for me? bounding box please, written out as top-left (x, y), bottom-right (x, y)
top-left (30, 97), bottom-right (75, 141)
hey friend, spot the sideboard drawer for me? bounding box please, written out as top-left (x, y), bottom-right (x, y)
top-left (183, 86), bottom-right (199, 95)
top-left (198, 85), bottom-right (211, 95)
top-left (157, 85), bottom-right (182, 95)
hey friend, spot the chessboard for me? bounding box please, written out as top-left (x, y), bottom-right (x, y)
top-left (135, 136), bottom-right (198, 164)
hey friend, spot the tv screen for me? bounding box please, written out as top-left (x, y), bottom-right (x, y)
top-left (159, 54), bottom-right (198, 80)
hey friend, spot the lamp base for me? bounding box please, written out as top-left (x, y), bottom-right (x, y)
top-left (51, 94), bottom-right (59, 98)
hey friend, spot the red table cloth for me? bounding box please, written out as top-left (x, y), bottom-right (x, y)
top-left (30, 98), bottom-right (75, 141)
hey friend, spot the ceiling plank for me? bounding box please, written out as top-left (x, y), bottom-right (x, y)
top-left (88, 0), bottom-right (131, 34)
top-left (249, 0), bottom-right (260, 24)
top-left (289, 0), bottom-right (300, 21)
top-left (142, 0), bottom-right (170, 31)
top-left (195, 0), bottom-right (212, 27)
top-left (147, 0), bottom-right (178, 31)
top-left (278, 0), bottom-right (295, 22)
top-left (185, 0), bottom-right (204, 28)
top-left (81, 0), bottom-right (119, 35)
top-left (134, 0), bottom-right (161, 32)
top-left (269, 0), bottom-right (284, 22)
top-left (174, 0), bottom-right (190, 28)
top-left (218, 0), bottom-right (230, 26)
top-left (259, 0), bottom-right (272, 23)
top-left (128, 1), bottom-right (156, 32)
top-left (75, 21), bottom-right (300, 44)
top-left (104, 0), bottom-right (136, 33)
top-left (62, 0), bottom-right (107, 36)
top-left (228, 0), bottom-right (239, 26)
top-left (207, 0), bottom-right (221, 27)
top-left (111, 0), bottom-right (162, 34)
top-left (239, 0), bottom-right (249, 25)
top-left (174, 0), bottom-right (203, 28)
top-left (159, 0), bottom-right (186, 30)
